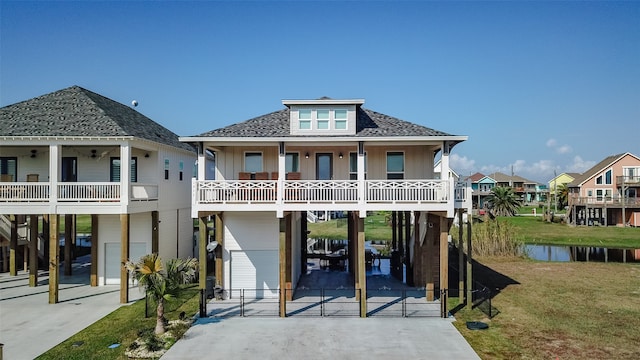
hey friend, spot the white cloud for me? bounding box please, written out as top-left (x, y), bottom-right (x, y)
top-left (546, 138), bottom-right (557, 147)
top-left (566, 156), bottom-right (596, 173)
top-left (449, 153), bottom-right (476, 175)
top-left (557, 145), bottom-right (572, 154)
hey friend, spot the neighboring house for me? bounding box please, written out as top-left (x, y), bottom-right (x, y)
top-left (567, 152), bottom-right (640, 227)
top-left (548, 172), bottom-right (580, 195)
top-left (0, 86), bottom-right (196, 304)
top-left (488, 172), bottom-right (546, 204)
top-left (180, 97), bottom-right (472, 317)
top-left (464, 172), bottom-right (496, 210)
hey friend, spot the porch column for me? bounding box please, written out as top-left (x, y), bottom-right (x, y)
top-left (197, 142), bottom-right (206, 180)
top-left (440, 215), bottom-right (451, 317)
top-left (151, 211), bottom-right (159, 254)
top-left (120, 214), bottom-right (130, 304)
top-left (120, 144), bottom-right (131, 206)
top-left (357, 141), bottom-right (366, 205)
top-left (49, 215), bottom-right (60, 304)
top-left (285, 214), bottom-right (292, 301)
top-left (29, 215), bottom-right (38, 287)
top-left (9, 215), bottom-right (17, 276)
top-left (64, 214), bottom-right (73, 276)
top-left (49, 144), bottom-right (60, 202)
top-left (198, 215), bottom-right (208, 317)
top-left (215, 214), bottom-right (224, 287)
top-left (279, 215), bottom-right (288, 317)
top-left (412, 212), bottom-right (422, 287)
top-left (90, 215), bottom-right (98, 286)
top-left (42, 215), bottom-right (50, 268)
top-left (277, 142), bottom-right (285, 205)
top-left (357, 214), bottom-right (366, 317)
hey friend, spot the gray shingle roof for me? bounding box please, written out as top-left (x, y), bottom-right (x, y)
top-left (0, 86), bottom-right (194, 152)
top-left (195, 107), bottom-right (454, 138)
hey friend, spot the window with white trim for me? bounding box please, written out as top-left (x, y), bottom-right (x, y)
top-left (110, 157), bottom-right (138, 182)
top-left (334, 109), bottom-right (347, 130)
top-left (386, 152), bottom-right (404, 180)
top-left (286, 153), bottom-right (299, 173)
top-left (299, 109), bottom-right (312, 130)
top-left (317, 109), bottom-right (330, 130)
top-left (244, 152), bottom-right (263, 172)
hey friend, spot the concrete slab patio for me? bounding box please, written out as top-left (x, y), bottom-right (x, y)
top-left (162, 316), bottom-right (480, 360)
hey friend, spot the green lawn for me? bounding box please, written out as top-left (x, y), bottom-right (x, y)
top-left (307, 211), bottom-right (393, 241)
top-left (502, 216), bottom-right (640, 248)
top-left (37, 286), bottom-right (200, 360)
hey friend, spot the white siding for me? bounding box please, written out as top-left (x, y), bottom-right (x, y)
top-left (230, 250), bottom-right (279, 298)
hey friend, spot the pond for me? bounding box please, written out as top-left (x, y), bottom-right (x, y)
top-left (525, 244), bottom-right (640, 263)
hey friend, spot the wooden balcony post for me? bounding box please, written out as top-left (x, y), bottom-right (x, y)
top-left (279, 215), bottom-right (288, 317)
top-left (90, 215), bottom-right (98, 286)
top-left (440, 215), bottom-right (451, 317)
top-left (357, 215), bottom-right (366, 317)
top-left (458, 210), bottom-right (465, 301)
top-left (215, 213), bottom-right (224, 287)
top-left (198, 215), bottom-right (207, 318)
top-left (151, 211), bottom-right (159, 254)
top-left (64, 214), bottom-right (73, 276)
top-left (29, 215), bottom-right (38, 287)
top-left (120, 214), bottom-right (130, 304)
top-left (49, 215), bottom-right (59, 304)
top-left (9, 215), bottom-right (17, 276)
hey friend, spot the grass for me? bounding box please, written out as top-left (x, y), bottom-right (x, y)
top-left (453, 257), bottom-right (640, 359)
top-left (502, 216), bottom-right (640, 248)
top-left (37, 286), bottom-right (200, 360)
top-left (307, 211), bottom-right (393, 241)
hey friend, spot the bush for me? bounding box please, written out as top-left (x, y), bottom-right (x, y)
top-left (452, 217), bottom-right (524, 257)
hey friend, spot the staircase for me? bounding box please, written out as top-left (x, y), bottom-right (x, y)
top-left (0, 214), bottom-right (29, 246)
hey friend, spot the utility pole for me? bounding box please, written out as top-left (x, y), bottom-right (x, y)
top-left (553, 170), bottom-right (557, 214)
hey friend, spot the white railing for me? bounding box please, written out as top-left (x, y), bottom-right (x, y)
top-left (366, 180), bottom-right (449, 203)
top-left (0, 183), bottom-right (50, 201)
top-left (131, 184), bottom-right (159, 201)
top-left (454, 180), bottom-right (472, 210)
top-left (284, 180), bottom-right (359, 203)
top-left (58, 183), bottom-right (120, 201)
top-left (197, 180), bottom-right (277, 204)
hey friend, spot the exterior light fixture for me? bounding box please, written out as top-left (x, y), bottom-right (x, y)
top-left (30, 150), bottom-right (37, 158)
top-left (91, 150), bottom-right (97, 158)
top-left (145, 153), bottom-right (150, 158)
top-left (339, 152), bottom-right (343, 159)
top-left (305, 152), bottom-right (310, 159)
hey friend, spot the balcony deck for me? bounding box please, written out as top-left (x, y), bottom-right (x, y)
top-left (0, 182), bottom-right (158, 214)
top-left (194, 179), bottom-right (472, 215)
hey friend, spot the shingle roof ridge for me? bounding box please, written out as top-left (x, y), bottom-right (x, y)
top-left (569, 153), bottom-right (625, 186)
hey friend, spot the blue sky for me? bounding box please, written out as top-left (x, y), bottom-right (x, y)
top-left (1, 1), bottom-right (639, 183)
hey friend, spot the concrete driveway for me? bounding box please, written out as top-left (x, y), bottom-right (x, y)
top-left (0, 257), bottom-right (143, 360)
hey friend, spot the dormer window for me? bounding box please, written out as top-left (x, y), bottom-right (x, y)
top-left (299, 109), bottom-right (312, 130)
top-left (285, 98), bottom-right (363, 136)
top-left (334, 109), bottom-right (347, 129)
top-left (317, 109), bottom-right (330, 130)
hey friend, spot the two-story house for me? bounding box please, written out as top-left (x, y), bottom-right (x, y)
top-left (0, 86), bottom-right (196, 304)
top-left (568, 152), bottom-right (640, 226)
top-left (465, 172), bottom-right (496, 211)
top-left (181, 97), bottom-right (471, 317)
top-left (489, 172), bottom-right (546, 204)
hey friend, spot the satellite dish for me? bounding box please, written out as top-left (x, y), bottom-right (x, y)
top-left (131, 100), bottom-right (138, 107)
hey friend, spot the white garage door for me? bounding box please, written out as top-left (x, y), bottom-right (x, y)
top-left (230, 250), bottom-right (279, 299)
top-left (105, 242), bottom-right (147, 285)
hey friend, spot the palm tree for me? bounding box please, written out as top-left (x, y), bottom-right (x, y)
top-left (486, 186), bottom-right (522, 216)
top-left (556, 183), bottom-right (569, 209)
top-left (126, 254), bottom-right (198, 334)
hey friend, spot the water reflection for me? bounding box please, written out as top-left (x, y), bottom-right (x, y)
top-left (525, 244), bottom-right (640, 263)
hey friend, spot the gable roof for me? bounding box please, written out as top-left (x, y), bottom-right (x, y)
top-left (0, 86), bottom-right (194, 152)
top-left (568, 153), bottom-right (639, 187)
top-left (465, 172), bottom-right (486, 183)
top-left (489, 172), bottom-right (538, 185)
top-left (192, 107), bottom-right (459, 138)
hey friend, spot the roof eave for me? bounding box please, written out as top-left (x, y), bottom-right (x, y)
top-left (180, 135), bottom-right (468, 143)
top-left (282, 99), bottom-right (365, 107)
